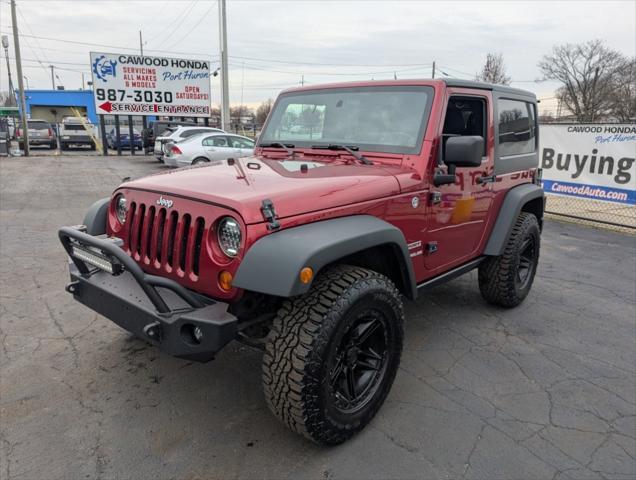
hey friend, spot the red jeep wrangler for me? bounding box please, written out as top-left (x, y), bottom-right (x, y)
top-left (59, 79), bottom-right (544, 445)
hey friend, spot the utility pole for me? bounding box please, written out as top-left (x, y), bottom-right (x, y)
top-left (11, 0), bottom-right (29, 156)
top-left (139, 30), bottom-right (144, 56)
top-left (50, 65), bottom-right (56, 89)
top-left (218, 0), bottom-right (230, 131)
top-left (81, 72), bottom-right (85, 90)
top-left (2, 36), bottom-right (15, 104)
top-left (431, 61), bottom-right (436, 79)
top-left (301, 75), bottom-right (304, 86)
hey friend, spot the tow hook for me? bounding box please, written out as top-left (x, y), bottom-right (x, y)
top-left (65, 281), bottom-right (80, 294)
top-left (143, 322), bottom-right (163, 342)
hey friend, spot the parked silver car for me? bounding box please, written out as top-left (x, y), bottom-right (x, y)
top-left (153, 126), bottom-right (225, 162)
top-left (163, 133), bottom-right (255, 167)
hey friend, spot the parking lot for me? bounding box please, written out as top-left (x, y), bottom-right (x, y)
top-left (1, 154), bottom-right (635, 480)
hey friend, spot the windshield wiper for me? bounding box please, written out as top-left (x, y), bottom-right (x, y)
top-left (259, 142), bottom-right (296, 157)
top-left (311, 144), bottom-right (372, 165)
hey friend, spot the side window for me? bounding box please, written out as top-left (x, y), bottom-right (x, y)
top-left (180, 129), bottom-right (199, 139)
top-left (442, 96), bottom-right (487, 158)
top-left (202, 136), bottom-right (228, 147)
top-left (229, 137), bottom-right (255, 148)
top-left (497, 99), bottom-right (536, 156)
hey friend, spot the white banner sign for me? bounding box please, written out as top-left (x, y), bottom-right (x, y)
top-left (90, 52), bottom-right (211, 117)
top-left (540, 124), bottom-right (636, 205)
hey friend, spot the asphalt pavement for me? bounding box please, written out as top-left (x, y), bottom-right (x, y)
top-left (1, 154), bottom-right (635, 480)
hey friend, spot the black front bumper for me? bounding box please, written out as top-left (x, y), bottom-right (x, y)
top-left (59, 226), bottom-right (237, 362)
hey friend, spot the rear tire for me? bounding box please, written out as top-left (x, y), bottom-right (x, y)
top-left (262, 265), bottom-right (404, 445)
top-left (478, 212), bottom-right (540, 308)
top-left (192, 157), bottom-right (209, 165)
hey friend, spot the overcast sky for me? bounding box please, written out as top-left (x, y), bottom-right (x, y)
top-left (1, 0), bottom-right (634, 113)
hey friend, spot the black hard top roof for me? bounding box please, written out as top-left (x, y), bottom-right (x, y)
top-left (442, 79), bottom-right (537, 99)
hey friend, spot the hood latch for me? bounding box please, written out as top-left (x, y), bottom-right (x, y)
top-left (261, 199), bottom-right (280, 231)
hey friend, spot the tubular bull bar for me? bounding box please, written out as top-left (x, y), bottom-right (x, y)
top-left (58, 226), bottom-right (237, 362)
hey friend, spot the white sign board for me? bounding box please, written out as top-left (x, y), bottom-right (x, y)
top-left (540, 124), bottom-right (636, 205)
top-left (90, 52), bottom-right (211, 117)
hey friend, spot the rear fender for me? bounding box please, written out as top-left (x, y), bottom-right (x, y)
top-left (484, 183), bottom-right (544, 256)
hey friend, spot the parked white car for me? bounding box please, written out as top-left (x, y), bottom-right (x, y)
top-left (153, 126), bottom-right (225, 161)
top-left (163, 133), bottom-right (255, 167)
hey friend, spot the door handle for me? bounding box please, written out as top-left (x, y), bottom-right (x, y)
top-left (476, 174), bottom-right (497, 184)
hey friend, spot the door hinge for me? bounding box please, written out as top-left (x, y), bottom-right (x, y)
top-left (429, 191), bottom-right (442, 205)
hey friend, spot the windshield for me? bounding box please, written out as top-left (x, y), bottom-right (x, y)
top-left (259, 85), bottom-right (433, 154)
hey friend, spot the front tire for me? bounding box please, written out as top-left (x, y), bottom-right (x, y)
top-left (262, 265), bottom-right (404, 445)
top-left (478, 212), bottom-right (540, 308)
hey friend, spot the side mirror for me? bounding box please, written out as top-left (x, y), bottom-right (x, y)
top-left (434, 136), bottom-right (484, 186)
top-left (446, 136), bottom-right (484, 168)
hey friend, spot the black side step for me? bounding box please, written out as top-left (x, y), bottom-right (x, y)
top-left (416, 257), bottom-right (485, 291)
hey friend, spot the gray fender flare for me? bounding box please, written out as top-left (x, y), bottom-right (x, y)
top-left (233, 215), bottom-right (416, 298)
top-left (82, 198), bottom-right (110, 235)
top-left (483, 183), bottom-right (544, 256)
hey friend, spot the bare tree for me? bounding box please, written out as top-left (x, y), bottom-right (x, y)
top-left (230, 105), bottom-right (254, 124)
top-left (607, 58), bottom-right (636, 122)
top-left (538, 40), bottom-right (628, 122)
top-left (255, 99), bottom-right (273, 125)
top-left (0, 91), bottom-right (15, 107)
top-left (475, 53), bottom-right (511, 85)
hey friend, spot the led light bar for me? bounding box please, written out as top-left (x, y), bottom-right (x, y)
top-left (71, 246), bottom-right (123, 275)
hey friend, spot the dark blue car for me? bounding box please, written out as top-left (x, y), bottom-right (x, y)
top-left (106, 127), bottom-right (143, 150)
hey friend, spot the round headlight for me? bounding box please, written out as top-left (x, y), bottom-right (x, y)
top-left (217, 216), bottom-right (241, 257)
top-left (115, 195), bottom-right (127, 224)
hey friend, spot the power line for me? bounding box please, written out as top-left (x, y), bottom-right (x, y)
top-left (228, 54), bottom-right (434, 68)
top-left (17, 4), bottom-right (50, 66)
top-left (144, 0), bottom-right (192, 43)
top-left (168, 1), bottom-right (217, 50)
top-left (227, 61), bottom-right (432, 77)
top-left (154, 0), bottom-right (199, 49)
top-left (0, 25), bottom-right (219, 58)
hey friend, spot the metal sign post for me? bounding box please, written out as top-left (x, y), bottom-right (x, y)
top-left (128, 116), bottom-right (135, 156)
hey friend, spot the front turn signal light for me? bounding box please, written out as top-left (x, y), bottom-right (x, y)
top-left (299, 267), bottom-right (313, 284)
top-left (218, 270), bottom-right (233, 291)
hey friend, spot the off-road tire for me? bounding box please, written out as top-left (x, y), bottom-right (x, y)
top-left (478, 212), bottom-right (540, 307)
top-left (262, 265), bottom-right (404, 445)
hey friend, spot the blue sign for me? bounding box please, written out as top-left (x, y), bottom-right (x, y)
top-left (542, 179), bottom-right (635, 205)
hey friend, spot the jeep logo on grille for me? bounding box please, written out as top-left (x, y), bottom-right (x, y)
top-left (156, 196), bottom-right (174, 208)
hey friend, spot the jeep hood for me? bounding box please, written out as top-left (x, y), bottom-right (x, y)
top-left (120, 156), bottom-right (403, 224)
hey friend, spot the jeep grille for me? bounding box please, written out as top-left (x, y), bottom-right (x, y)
top-left (125, 201), bottom-right (206, 278)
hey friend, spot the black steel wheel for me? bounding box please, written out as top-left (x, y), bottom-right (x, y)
top-left (479, 212), bottom-right (541, 307)
top-left (329, 312), bottom-right (389, 415)
top-left (516, 234), bottom-right (537, 290)
top-left (262, 265), bottom-right (404, 445)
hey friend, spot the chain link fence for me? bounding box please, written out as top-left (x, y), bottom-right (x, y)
top-left (544, 195), bottom-right (635, 233)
